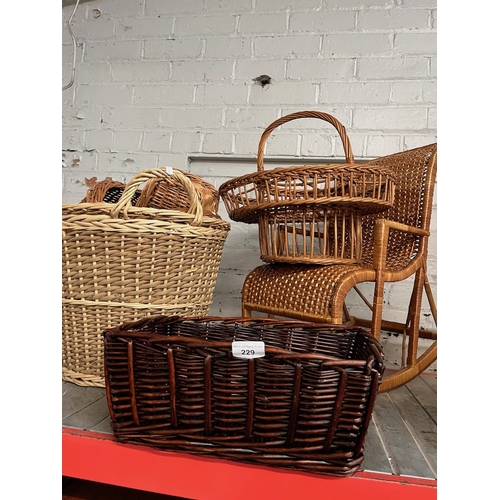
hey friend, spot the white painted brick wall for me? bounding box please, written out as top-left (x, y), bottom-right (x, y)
top-left (62, 0), bottom-right (437, 349)
top-left (357, 8), bottom-right (430, 30)
top-left (289, 11), bottom-right (356, 32)
top-left (254, 35), bottom-right (321, 57)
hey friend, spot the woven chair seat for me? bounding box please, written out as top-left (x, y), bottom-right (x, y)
top-left (244, 263), bottom-right (363, 323)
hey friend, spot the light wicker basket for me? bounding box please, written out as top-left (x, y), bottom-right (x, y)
top-left (62, 168), bottom-right (230, 387)
top-left (219, 111), bottom-right (396, 265)
top-left (81, 179), bottom-right (142, 205)
top-left (135, 170), bottom-right (220, 217)
top-left (81, 170), bottom-right (220, 217)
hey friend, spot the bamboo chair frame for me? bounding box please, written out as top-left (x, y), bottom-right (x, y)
top-left (241, 144), bottom-right (437, 392)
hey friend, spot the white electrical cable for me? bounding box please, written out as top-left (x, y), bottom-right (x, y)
top-left (62, 0), bottom-right (81, 91)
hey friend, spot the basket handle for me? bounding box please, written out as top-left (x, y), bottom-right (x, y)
top-left (256, 110), bottom-right (355, 171)
top-left (110, 168), bottom-right (204, 225)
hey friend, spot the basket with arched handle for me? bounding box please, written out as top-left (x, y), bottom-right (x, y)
top-left (62, 168), bottom-right (230, 387)
top-left (81, 170), bottom-right (220, 217)
top-left (219, 111), bottom-right (395, 264)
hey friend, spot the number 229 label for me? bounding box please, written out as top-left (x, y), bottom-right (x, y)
top-left (232, 341), bottom-right (265, 359)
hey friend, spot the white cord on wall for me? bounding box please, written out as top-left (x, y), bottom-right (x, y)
top-left (62, 0), bottom-right (81, 91)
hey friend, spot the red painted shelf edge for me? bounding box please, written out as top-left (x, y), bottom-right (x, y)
top-left (62, 427), bottom-right (437, 500)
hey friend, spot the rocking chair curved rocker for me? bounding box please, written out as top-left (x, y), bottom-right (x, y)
top-left (241, 143), bottom-right (437, 392)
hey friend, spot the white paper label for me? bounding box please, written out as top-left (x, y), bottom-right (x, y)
top-left (165, 166), bottom-right (173, 175)
top-left (232, 341), bottom-right (265, 359)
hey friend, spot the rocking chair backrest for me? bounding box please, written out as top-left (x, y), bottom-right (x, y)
top-left (360, 143), bottom-right (437, 270)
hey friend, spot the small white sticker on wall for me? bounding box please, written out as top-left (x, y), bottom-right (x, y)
top-left (232, 341), bottom-right (265, 359)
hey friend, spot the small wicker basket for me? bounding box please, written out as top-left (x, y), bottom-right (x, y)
top-left (81, 170), bottom-right (220, 217)
top-left (136, 171), bottom-right (220, 217)
top-left (81, 179), bottom-right (142, 205)
top-left (219, 111), bottom-right (396, 264)
top-left (62, 169), bottom-right (230, 387)
top-left (104, 316), bottom-right (384, 477)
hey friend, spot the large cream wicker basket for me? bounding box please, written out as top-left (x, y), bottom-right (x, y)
top-left (62, 168), bottom-right (230, 387)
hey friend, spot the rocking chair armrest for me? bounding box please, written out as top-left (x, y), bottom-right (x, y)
top-left (372, 218), bottom-right (430, 269)
top-left (375, 218), bottom-right (430, 237)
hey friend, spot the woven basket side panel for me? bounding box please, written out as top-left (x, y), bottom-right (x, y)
top-left (62, 303), bottom-right (207, 387)
top-left (360, 144), bottom-right (436, 268)
top-left (132, 342), bottom-right (174, 428)
top-left (62, 224), bottom-right (228, 387)
top-left (258, 207), bottom-right (362, 264)
top-left (175, 349), bottom-right (209, 431)
top-left (81, 181), bottom-right (142, 206)
top-left (293, 367), bottom-right (373, 452)
top-left (104, 323), bottom-right (381, 476)
top-left (140, 175), bottom-right (220, 216)
top-left (62, 229), bottom-right (226, 305)
top-left (248, 359), bottom-right (296, 442)
top-left (102, 188), bottom-right (141, 205)
top-left (220, 165), bottom-right (394, 223)
top-left (106, 337), bottom-right (176, 427)
top-left (107, 348), bottom-right (377, 448)
top-left (81, 181), bottom-right (123, 203)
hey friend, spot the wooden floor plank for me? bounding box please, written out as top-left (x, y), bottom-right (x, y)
top-left (371, 391), bottom-right (436, 479)
top-left (387, 386), bottom-right (437, 476)
top-left (420, 374), bottom-right (437, 392)
top-left (62, 381), bottom-right (107, 421)
top-left (63, 394), bottom-right (110, 430)
top-left (404, 376), bottom-right (437, 424)
top-left (361, 413), bottom-right (394, 474)
top-left (91, 415), bottom-right (112, 434)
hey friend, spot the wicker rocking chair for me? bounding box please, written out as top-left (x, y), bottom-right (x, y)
top-left (241, 143), bottom-right (437, 392)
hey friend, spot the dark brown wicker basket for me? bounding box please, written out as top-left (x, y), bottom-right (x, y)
top-left (103, 316), bottom-right (384, 477)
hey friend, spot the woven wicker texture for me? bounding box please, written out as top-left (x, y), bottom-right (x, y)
top-left (81, 179), bottom-right (142, 205)
top-left (62, 169), bottom-right (230, 387)
top-left (81, 171), bottom-right (219, 216)
top-left (222, 164), bottom-right (395, 224)
top-left (136, 170), bottom-right (220, 217)
top-left (241, 144), bottom-right (437, 392)
top-left (104, 316), bottom-right (384, 477)
top-left (219, 111), bottom-right (396, 264)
